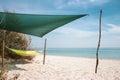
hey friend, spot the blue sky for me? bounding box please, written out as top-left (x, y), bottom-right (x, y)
top-left (0, 0), bottom-right (120, 48)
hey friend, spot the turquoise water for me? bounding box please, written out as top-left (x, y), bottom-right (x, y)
top-left (37, 48), bottom-right (120, 60)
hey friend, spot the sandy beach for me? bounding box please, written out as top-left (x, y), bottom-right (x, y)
top-left (4, 55), bottom-right (120, 80)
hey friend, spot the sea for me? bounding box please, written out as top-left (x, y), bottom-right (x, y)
top-left (36, 48), bottom-right (120, 60)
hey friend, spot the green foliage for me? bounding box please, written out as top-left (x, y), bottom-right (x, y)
top-left (0, 11), bottom-right (34, 60)
top-left (0, 30), bottom-right (33, 60)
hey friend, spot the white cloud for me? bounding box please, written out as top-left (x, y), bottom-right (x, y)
top-left (89, 0), bottom-right (108, 3)
top-left (90, 0), bottom-right (96, 2)
top-left (106, 24), bottom-right (120, 34)
top-left (56, 0), bottom-right (109, 9)
top-left (53, 27), bottom-right (96, 38)
top-left (101, 24), bottom-right (120, 48)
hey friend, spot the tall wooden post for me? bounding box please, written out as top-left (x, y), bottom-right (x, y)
top-left (0, 14), bottom-right (6, 68)
top-left (95, 9), bottom-right (102, 73)
top-left (2, 30), bottom-right (5, 67)
top-left (43, 38), bottom-right (47, 65)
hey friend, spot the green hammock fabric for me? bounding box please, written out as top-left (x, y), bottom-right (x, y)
top-left (0, 12), bottom-right (87, 37)
top-left (6, 47), bottom-right (40, 56)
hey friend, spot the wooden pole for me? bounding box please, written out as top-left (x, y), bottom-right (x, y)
top-left (2, 30), bottom-right (5, 67)
top-left (43, 38), bottom-right (47, 65)
top-left (1, 14), bottom-right (6, 68)
top-left (95, 9), bottom-right (102, 73)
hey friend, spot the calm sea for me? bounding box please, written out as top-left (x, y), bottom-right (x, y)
top-left (36, 48), bottom-right (120, 60)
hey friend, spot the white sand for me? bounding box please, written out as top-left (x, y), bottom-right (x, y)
top-left (6, 55), bottom-right (120, 80)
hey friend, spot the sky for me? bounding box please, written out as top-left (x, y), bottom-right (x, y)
top-left (0, 0), bottom-right (120, 48)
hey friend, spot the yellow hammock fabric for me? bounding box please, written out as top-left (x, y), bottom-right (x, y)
top-left (6, 47), bottom-right (40, 56)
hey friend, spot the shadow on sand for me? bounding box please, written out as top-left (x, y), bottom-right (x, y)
top-left (0, 59), bottom-right (32, 71)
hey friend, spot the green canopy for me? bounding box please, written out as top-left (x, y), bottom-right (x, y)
top-left (0, 12), bottom-right (87, 37)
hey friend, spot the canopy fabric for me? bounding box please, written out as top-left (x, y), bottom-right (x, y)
top-left (0, 12), bottom-right (87, 37)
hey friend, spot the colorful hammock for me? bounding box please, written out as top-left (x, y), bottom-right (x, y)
top-left (6, 47), bottom-right (40, 56)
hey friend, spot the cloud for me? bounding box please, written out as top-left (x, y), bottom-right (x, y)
top-left (56, 0), bottom-right (110, 9)
top-left (102, 24), bottom-right (120, 46)
top-left (53, 27), bottom-right (96, 38)
top-left (106, 24), bottom-right (120, 34)
top-left (44, 26), bottom-right (98, 48)
top-left (89, 0), bottom-right (109, 3)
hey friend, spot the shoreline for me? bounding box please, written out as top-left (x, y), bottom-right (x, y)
top-left (2, 55), bottom-right (120, 80)
top-left (46, 54), bottom-right (120, 61)
top-left (44, 47), bottom-right (120, 60)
